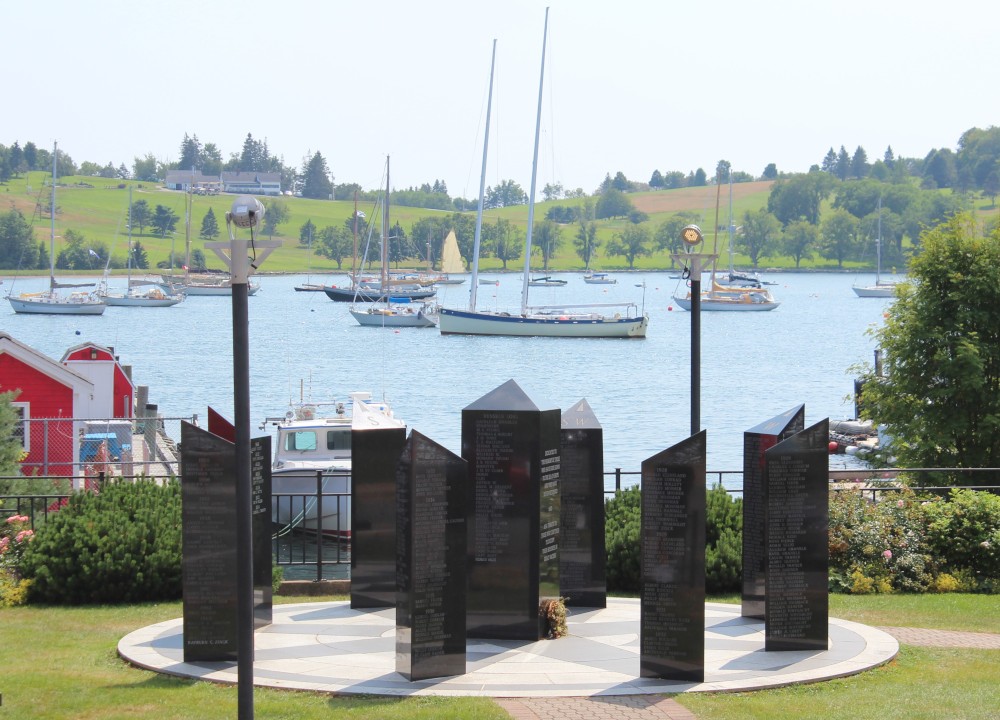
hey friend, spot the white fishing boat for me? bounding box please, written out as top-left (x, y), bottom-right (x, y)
top-left (349, 157), bottom-right (438, 328)
top-left (438, 17), bottom-right (649, 339)
top-left (7, 142), bottom-right (106, 316)
top-left (264, 391), bottom-right (404, 537)
top-left (853, 197), bottom-right (897, 298)
top-left (101, 187), bottom-right (185, 308)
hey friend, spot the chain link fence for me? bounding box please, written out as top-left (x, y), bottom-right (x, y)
top-left (15, 414), bottom-right (195, 480)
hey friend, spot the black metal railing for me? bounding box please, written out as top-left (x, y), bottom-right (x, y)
top-left (4, 467), bottom-right (998, 583)
top-left (271, 470), bottom-right (352, 582)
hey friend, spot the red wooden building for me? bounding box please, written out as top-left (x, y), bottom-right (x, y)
top-left (0, 333), bottom-right (134, 478)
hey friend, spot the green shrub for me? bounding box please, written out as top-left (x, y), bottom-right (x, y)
top-left (604, 483), bottom-right (743, 594)
top-left (21, 479), bottom-right (182, 604)
top-left (829, 487), bottom-right (933, 593)
top-left (605, 486), bottom-right (640, 593)
top-left (705, 484), bottom-right (742, 593)
top-left (924, 489), bottom-right (1000, 591)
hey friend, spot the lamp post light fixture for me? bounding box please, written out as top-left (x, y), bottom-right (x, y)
top-left (672, 225), bottom-right (716, 436)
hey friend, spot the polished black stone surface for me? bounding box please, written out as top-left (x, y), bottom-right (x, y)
top-left (463, 379), bottom-right (560, 640)
top-left (251, 436), bottom-right (273, 629)
top-left (351, 426), bottom-right (408, 609)
top-left (395, 431), bottom-right (468, 681)
top-left (639, 431), bottom-right (706, 682)
top-left (179, 419), bottom-right (273, 662)
top-left (559, 399), bottom-right (606, 608)
top-left (741, 406), bottom-right (805, 619)
top-left (764, 419), bottom-right (829, 651)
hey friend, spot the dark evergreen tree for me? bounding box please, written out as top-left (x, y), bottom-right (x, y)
top-left (300, 152), bottom-right (333, 200)
top-left (199, 207), bottom-right (220, 241)
top-left (130, 199), bottom-right (151, 235)
top-left (821, 147), bottom-right (838, 173)
top-left (151, 204), bottom-right (179, 238)
top-left (178, 133), bottom-right (201, 170)
top-left (851, 146), bottom-right (870, 179)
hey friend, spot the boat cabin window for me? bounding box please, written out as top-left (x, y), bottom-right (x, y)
top-left (326, 429), bottom-right (350, 451)
top-left (285, 431), bottom-right (317, 452)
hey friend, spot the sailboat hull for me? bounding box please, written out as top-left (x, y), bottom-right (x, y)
top-left (350, 307), bottom-right (436, 327)
top-left (9, 294), bottom-right (106, 315)
top-left (672, 294), bottom-right (779, 312)
top-left (104, 294), bottom-right (184, 307)
top-left (438, 307), bottom-right (648, 337)
top-left (852, 285), bottom-right (895, 298)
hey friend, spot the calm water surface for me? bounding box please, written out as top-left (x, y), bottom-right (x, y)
top-left (2, 271), bottom-right (897, 483)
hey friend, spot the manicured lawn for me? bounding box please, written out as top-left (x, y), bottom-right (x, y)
top-left (0, 593), bottom-right (995, 719)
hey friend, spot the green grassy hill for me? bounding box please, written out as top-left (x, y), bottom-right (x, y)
top-left (5, 173), bottom-right (991, 275)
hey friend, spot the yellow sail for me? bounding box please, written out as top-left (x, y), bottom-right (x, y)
top-left (440, 230), bottom-right (465, 273)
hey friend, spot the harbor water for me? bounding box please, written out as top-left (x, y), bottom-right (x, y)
top-left (2, 270), bottom-right (896, 487)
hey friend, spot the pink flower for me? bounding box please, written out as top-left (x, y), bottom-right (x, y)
top-left (6, 515), bottom-right (30, 525)
top-left (0, 537), bottom-right (9, 552)
top-left (15, 530), bottom-right (33, 544)
top-left (882, 549), bottom-right (893, 560)
top-left (896, 500), bottom-right (905, 508)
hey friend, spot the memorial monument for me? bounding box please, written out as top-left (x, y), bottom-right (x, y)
top-left (640, 431), bottom-right (706, 682)
top-left (463, 379), bottom-right (560, 640)
top-left (351, 409), bottom-right (407, 609)
top-left (764, 419), bottom-right (830, 651)
top-left (395, 431), bottom-right (468, 681)
top-left (741, 405), bottom-right (805, 619)
top-left (559, 398), bottom-right (606, 608)
top-left (180, 411), bottom-right (271, 662)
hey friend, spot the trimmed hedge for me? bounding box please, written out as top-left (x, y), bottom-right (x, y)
top-left (21, 479), bottom-right (182, 604)
top-left (604, 484), bottom-right (743, 594)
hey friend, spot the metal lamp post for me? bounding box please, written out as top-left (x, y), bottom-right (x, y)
top-left (207, 197), bottom-right (279, 719)
top-left (673, 225), bottom-right (716, 436)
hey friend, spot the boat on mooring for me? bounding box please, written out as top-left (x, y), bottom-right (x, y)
top-left (263, 391), bottom-right (404, 537)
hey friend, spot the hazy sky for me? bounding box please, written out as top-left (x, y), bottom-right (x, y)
top-left (6, 0), bottom-right (998, 197)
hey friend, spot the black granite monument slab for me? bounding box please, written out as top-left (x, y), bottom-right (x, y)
top-left (463, 379), bottom-right (560, 640)
top-left (396, 431), bottom-right (468, 681)
top-left (351, 424), bottom-right (408, 609)
top-left (741, 405), bottom-right (805, 619)
top-left (640, 431), bottom-right (706, 682)
top-left (180, 419), bottom-right (272, 662)
top-left (764, 419), bottom-right (829, 652)
top-left (559, 399), bottom-right (606, 608)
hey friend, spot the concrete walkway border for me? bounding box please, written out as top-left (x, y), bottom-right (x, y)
top-left (118, 599), bottom-right (898, 698)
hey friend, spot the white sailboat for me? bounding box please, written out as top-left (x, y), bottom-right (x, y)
top-left (672, 171), bottom-right (779, 312)
top-left (7, 142), bottom-right (106, 315)
top-left (160, 191), bottom-right (260, 296)
top-left (438, 14), bottom-right (649, 338)
top-left (853, 197), bottom-right (896, 298)
top-left (350, 157), bottom-right (437, 328)
top-left (715, 171), bottom-right (764, 288)
top-left (101, 187), bottom-right (185, 308)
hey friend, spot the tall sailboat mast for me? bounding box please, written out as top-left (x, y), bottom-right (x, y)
top-left (520, 7), bottom-right (549, 315)
top-left (382, 156), bottom-right (390, 292)
top-left (49, 141), bottom-right (57, 291)
top-left (468, 39), bottom-right (497, 312)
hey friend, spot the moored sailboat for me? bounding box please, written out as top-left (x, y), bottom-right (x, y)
top-left (349, 157), bottom-right (437, 328)
top-left (437, 14), bottom-right (648, 338)
top-left (101, 187), bottom-right (185, 308)
top-left (7, 142), bottom-right (106, 316)
top-left (853, 197), bottom-right (897, 298)
top-left (672, 170), bottom-right (779, 312)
